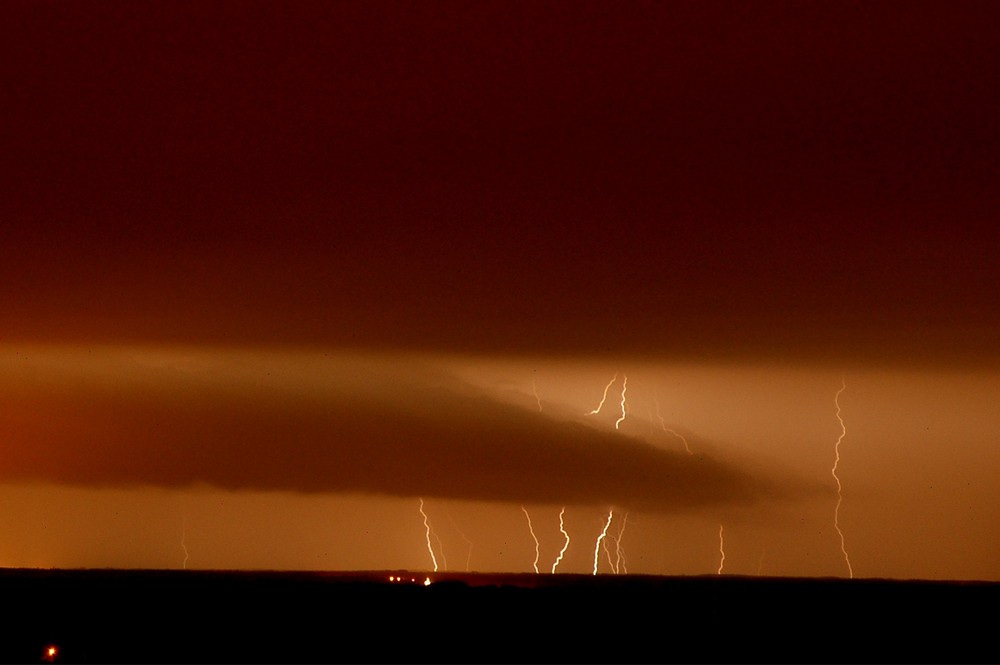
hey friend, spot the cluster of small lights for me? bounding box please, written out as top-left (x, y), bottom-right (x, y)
top-left (386, 575), bottom-right (433, 586)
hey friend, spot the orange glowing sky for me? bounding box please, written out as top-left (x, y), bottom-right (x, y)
top-left (2, 0), bottom-right (999, 580)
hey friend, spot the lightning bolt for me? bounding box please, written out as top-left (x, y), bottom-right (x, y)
top-left (602, 514), bottom-right (629, 574)
top-left (448, 514), bottom-right (474, 572)
top-left (603, 538), bottom-right (616, 572)
top-left (832, 376), bottom-right (854, 579)
top-left (181, 515), bottom-right (189, 570)
top-left (593, 509), bottom-right (614, 575)
top-left (588, 373), bottom-right (619, 415)
top-left (433, 530), bottom-right (448, 572)
top-left (717, 524), bottom-right (725, 575)
top-left (551, 507), bottom-right (570, 574)
top-left (418, 498), bottom-right (439, 572)
top-left (615, 374), bottom-right (628, 430)
top-left (531, 378), bottom-right (543, 413)
top-left (653, 391), bottom-right (693, 455)
top-left (521, 506), bottom-right (541, 574)
top-left (614, 512), bottom-right (629, 574)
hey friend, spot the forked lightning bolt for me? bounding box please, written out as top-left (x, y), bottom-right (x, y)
top-left (603, 538), bottom-right (616, 572)
top-left (832, 377), bottom-right (854, 578)
top-left (593, 509), bottom-right (614, 575)
top-left (614, 512), bottom-right (629, 574)
top-left (418, 498), bottom-right (439, 572)
top-left (521, 506), bottom-right (541, 574)
top-left (602, 512), bottom-right (629, 574)
top-left (551, 507), bottom-right (570, 574)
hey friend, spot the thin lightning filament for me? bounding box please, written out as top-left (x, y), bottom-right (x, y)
top-left (832, 377), bottom-right (854, 579)
top-left (181, 515), bottom-right (189, 570)
top-left (521, 506), bottom-right (541, 574)
top-left (654, 392), bottom-right (693, 455)
top-left (717, 525), bottom-right (725, 575)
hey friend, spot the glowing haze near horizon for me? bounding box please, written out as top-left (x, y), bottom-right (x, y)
top-left (2, 1), bottom-right (999, 581)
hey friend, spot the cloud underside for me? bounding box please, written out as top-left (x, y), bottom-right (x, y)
top-left (0, 353), bottom-right (809, 513)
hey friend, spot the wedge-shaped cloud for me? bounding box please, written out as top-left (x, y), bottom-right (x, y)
top-left (0, 347), bottom-right (814, 513)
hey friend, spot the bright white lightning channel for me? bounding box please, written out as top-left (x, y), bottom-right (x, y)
top-left (602, 512), bottom-right (629, 574)
top-left (615, 375), bottom-right (628, 430)
top-left (418, 498), bottom-right (439, 572)
top-left (593, 510), bottom-right (615, 575)
top-left (551, 507), bottom-right (570, 574)
top-left (588, 373), bottom-right (629, 431)
top-left (588, 373), bottom-right (619, 416)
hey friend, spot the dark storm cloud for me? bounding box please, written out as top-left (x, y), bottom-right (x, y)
top-left (0, 350), bottom-right (813, 512)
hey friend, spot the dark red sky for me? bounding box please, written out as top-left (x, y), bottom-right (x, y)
top-left (3, 0), bottom-right (999, 363)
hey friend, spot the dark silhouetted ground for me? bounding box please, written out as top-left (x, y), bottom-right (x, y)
top-left (0, 568), bottom-right (995, 663)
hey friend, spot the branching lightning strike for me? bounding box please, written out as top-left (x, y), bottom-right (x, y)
top-left (602, 513), bottom-right (629, 574)
top-left (603, 538), bottom-right (617, 572)
top-left (614, 512), bottom-right (629, 574)
top-left (832, 376), bottom-right (854, 579)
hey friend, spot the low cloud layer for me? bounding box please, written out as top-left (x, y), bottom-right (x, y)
top-left (0, 347), bottom-right (814, 513)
